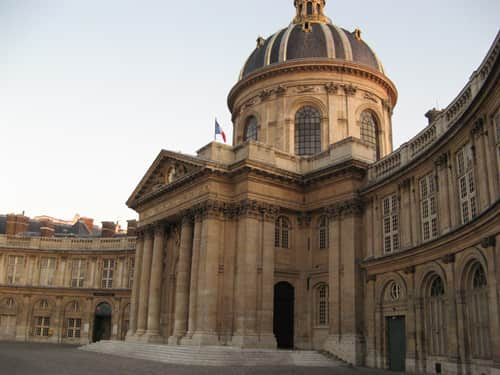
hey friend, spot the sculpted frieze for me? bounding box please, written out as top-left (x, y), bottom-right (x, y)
top-left (325, 198), bottom-right (364, 218)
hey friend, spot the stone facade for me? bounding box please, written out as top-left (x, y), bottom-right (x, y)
top-left (0, 218), bottom-right (136, 345)
top-left (125, 3), bottom-right (500, 373)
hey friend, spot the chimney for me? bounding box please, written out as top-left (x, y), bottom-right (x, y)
top-left (39, 218), bottom-right (55, 237)
top-left (6, 214), bottom-right (16, 235)
top-left (126, 220), bottom-right (138, 237)
top-left (101, 221), bottom-right (116, 238)
top-left (80, 217), bottom-right (94, 234)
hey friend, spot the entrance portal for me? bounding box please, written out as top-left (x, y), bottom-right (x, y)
top-left (273, 282), bottom-right (294, 349)
top-left (387, 316), bottom-right (406, 371)
top-left (93, 302), bottom-right (112, 342)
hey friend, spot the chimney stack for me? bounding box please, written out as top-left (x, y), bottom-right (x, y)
top-left (6, 214), bottom-right (29, 235)
top-left (101, 221), bottom-right (116, 238)
top-left (39, 219), bottom-right (55, 237)
top-left (126, 220), bottom-right (138, 237)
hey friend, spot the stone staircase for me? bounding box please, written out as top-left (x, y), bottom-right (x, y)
top-left (80, 340), bottom-right (344, 367)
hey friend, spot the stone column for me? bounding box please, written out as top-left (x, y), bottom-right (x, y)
top-left (185, 215), bottom-right (202, 339)
top-left (126, 232), bottom-right (144, 340)
top-left (324, 210), bottom-right (341, 352)
top-left (169, 216), bottom-right (194, 344)
top-left (145, 224), bottom-right (165, 342)
top-left (259, 209), bottom-right (278, 348)
top-left (232, 207), bottom-right (260, 347)
top-left (192, 206), bottom-right (220, 345)
top-left (135, 228), bottom-right (153, 336)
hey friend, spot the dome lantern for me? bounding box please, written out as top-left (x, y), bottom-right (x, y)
top-left (293, 0), bottom-right (328, 25)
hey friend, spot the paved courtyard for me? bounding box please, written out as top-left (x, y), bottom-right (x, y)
top-left (0, 342), bottom-right (396, 375)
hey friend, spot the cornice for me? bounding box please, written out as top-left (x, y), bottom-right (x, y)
top-left (228, 59), bottom-right (398, 111)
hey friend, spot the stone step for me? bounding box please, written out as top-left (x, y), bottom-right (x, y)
top-left (80, 341), bottom-right (343, 367)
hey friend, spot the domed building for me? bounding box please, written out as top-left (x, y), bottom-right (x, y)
top-left (124, 1), bottom-right (500, 374)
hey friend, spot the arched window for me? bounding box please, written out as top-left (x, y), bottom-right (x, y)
top-left (295, 106), bottom-right (321, 156)
top-left (39, 299), bottom-right (49, 310)
top-left (425, 276), bottom-right (447, 356)
top-left (307, 1), bottom-right (313, 15)
top-left (244, 116), bottom-right (258, 141)
top-left (466, 263), bottom-right (490, 358)
top-left (319, 216), bottom-right (329, 249)
top-left (360, 111), bottom-right (380, 159)
top-left (316, 284), bottom-right (329, 326)
top-left (275, 216), bottom-right (291, 249)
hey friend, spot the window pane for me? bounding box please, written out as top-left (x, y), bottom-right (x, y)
top-left (295, 107), bottom-right (321, 156)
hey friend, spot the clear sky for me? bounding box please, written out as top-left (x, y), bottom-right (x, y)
top-left (1, 0), bottom-right (499, 226)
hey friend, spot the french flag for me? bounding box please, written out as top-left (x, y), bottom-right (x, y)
top-left (215, 119), bottom-right (227, 143)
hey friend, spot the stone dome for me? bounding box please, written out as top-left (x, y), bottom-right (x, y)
top-left (240, 1), bottom-right (384, 80)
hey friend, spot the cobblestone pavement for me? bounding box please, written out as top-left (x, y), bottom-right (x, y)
top-left (0, 342), bottom-right (396, 375)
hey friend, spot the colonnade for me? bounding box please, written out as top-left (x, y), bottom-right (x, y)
top-left (126, 202), bottom-right (278, 347)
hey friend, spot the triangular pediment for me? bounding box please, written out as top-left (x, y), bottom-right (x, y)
top-left (127, 150), bottom-right (206, 208)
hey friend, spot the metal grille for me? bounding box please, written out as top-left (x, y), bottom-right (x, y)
top-left (317, 284), bottom-right (329, 325)
top-left (295, 106), bottom-right (321, 156)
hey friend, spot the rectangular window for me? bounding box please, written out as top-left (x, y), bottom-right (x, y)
top-left (67, 318), bottom-right (82, 338)
top-left (128, 258), bottom-right (134, 289)
top-left (39, 257), bottom-right (56, 286)
top-left (101, 259), bottom-right (115, 289)
top-left (7, 256), bottom-right (24, 285)
top-left (383, 194), bottom-right (399, 253)
top-left (456, 144), bottom-right (477, 224)
top-left (35, 317), bottom-right (50, 337)
top-left (420, 173), bottom-right (439, 242)
top-left (71, 259), bottom-right (86, 288)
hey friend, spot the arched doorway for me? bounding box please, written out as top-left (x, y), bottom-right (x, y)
top-left (92, 302), bottom-right (112, 342)
top-left (273, 282), bottom-right (294, 349)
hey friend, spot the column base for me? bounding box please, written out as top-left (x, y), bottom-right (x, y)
top-left (142, 330), bottom-right (164, 344)
top-left (167, 335), bottom-right (183, 345)
top-left (232, 333), bottom-right (259, 348)
top-left (257, 333), bottom-right (277, 349)
top-left (190, 331), bottom-right (219, 346)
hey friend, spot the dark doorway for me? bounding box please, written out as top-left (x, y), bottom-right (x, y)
top-left (273, 282), bottom-right (294, 349)
top-left (92, 302), bottom-right (112, 342)
top-left (387, 316), bottom-right (406, 372)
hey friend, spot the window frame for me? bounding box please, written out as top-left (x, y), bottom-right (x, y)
top-left (316, 283), bottom-right (329, 326)
top-left (456, 144), bottom-right (477, 225)
top-left (419, 173), bottom-right (439, 242)
top-left (295, 106), bottom-right (322, 156)
top-left (382, 194), bottom-right (400, 253)
top-left (7, 256), bottom-right (24, 285)
top-left (39, 257), bottom-right (56, 286)
top-left (71, 259), bottom-right (86, 288)
top-left (275, 216), bottom-right (291, 249)
top-left (318, 215), bottom-right (329, 250)
top-left (101, 259), bottom-right (115, 289)
top-left (360, 110), bottom-right (380, 159)
top-left (34, 316), bottom-right (51, 337)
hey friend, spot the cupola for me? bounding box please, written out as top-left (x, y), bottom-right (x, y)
top-left (293, 0), bottom-right (329, 25)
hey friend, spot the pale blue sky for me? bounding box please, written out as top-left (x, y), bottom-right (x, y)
top-left (1, 0), bottom-right (499, 225)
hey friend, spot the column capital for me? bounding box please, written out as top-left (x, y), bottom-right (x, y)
top-left (326, 198), bottom-right (364, 218)
top-left (154, 223), bottom-right (165, 237)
